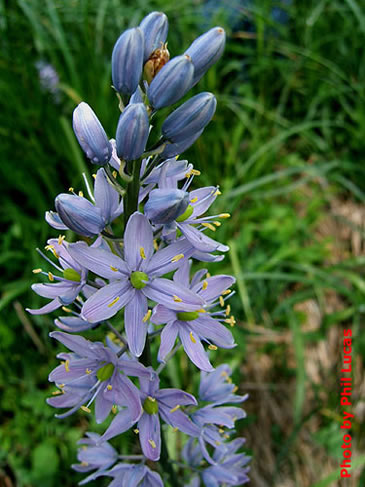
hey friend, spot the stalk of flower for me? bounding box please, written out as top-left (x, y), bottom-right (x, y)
top-left (26, 9), bottom-right (251, 486)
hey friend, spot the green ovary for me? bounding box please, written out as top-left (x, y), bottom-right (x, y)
top-left (63, 268), bottom-right (81, 282)
top-left (130, 271), bottom-right (149, 289)
top-left (176, 311), bottom-right (199, 321)
top-left (96, 363), bottom-right (115, 381)
top-left (176, 204), bottom-right (193, 222)
top-left (143, 397), bottom-right (159, 414)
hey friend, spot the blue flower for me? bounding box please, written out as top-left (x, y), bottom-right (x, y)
top-left (112, 28), bottom-right (144, 96)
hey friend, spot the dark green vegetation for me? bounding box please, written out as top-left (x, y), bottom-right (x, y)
top-left (1, 0), bottom-right (365, 485)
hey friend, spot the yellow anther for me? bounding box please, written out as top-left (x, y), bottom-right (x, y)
top-left (140, 247), bottom-right (146, 259)
top-left (45, 244), bottom-right (59, 258)
top-left (189, 331), bottom-right (197, 344)
top-left (214, 189), bottom-right (222, 196)
top-left (76, 296), bottom-right (82, 302)
top-left (191, 169), bottom-right (201, 176)
top-left (58, 235), bottom-right (65, 245)
top-left (222, 289), bottom-right (231, 295)
top-left (48, 272), bottom-right (54, 282)
top-left (190, 196), bottom-right (198, 203)
top-left (170, 404), bottom-right (181, 413)
top-left (110, 266), bottom-right (118, 272)
top-left (85, 368), bottom-right (92, 374)
top-left (206, 272), bottom-right (211, 278)
top-left (225, 316), bottom-right (236, 327)
top-left (224, 434), bottom-right (230, 439)
top-left (219, 213), bottom-right (231, 219)
top-left (133, 429), bottom-right (139, 434)
top-left (81, 446), bottom-right (88, 451)
top-left (148, 439), bottom-right (157, 449)
top-left (208, 344), bottom-right (218, 351)
top-left (202, 222), bottom-right (216, 232)
top-left (197, 308), bottom-right (206, 313)
top-left (52, 390), bottom-right (63, 395)
top-left (68, 187), bottom-right (74, 192)
top-left (108, 296), bottom-right (120, 308)
top-left (171, 253), bottom-right (184, 263)
top-left (92, 174), bottom-right (96, 179)
top-left (112, 405), bottom-right (118, 414)
top-left (81, 461), bottom-right (89, 467)
top-left (59, 384), bottom-right (65, 388)
top-left (226, 377), bottom-right (232, 384)
top-left (219, 428), bottom-right (225, 433)
top-left (147, 396), bottom-right (156, 402)
top-left (233, 386), bottom-right (238, 393)
top-left (112, 170), bottom-right (117, 178)
top-left (62, 306), bottom-right (72, 313)
top-left (32, 268), bottom-right (43, 274)
top-left (173, 295), bottom-right (182, 303)
top-left (219, 296), bottom-right (225, 307)
top-left (143, 310), bottom-right (152, 323)
top-left (80, 406), bottom-right (91, 413)
top-left (225, 304), bottom-right (231, 316)
top-left (107, 385), bottom-right (113, 391)
top-left (221, 371), bottom-right (228, 377)
top-left (215, 441), bottom-right (221, 446)
top-left (64, 360), bottom-right (70, 372)
top-left (153, 239), bottom-right (159, 251)
top-left (214, 221), bottom-right (221, 227)
top-left (78, 191), bottom-right (84, 197)
top-left (172, 427), bottom-right (179, 433)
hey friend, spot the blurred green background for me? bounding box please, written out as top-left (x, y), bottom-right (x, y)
top-left (1, 0), bottom-right (365, 485)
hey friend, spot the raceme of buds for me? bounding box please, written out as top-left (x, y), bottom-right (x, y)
top-left (147, 55), bottom-right (194, 109)
top-left (112, 27), bottom-right (144, 95)
top-left (115, 103), bottom-right (149, 161)
top-left (144, 188), bottom-right (190, 224)
top-left (185, 26), bottom-right (226, 86)
top-left (72, 102), bottom-right (112, 165)
top-left (162, 92), bottom-right (217, 143)
top-left (55, 193), bottom-right (105, 237)
top-left (28, 10), bottom-right (250, 486)
top-left (139, 11), bottom-right (168, 62)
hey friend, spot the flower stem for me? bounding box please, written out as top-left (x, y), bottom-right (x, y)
top-left (124, 158), bottom-right (142, 226)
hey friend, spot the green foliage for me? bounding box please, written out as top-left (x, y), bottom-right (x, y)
top-left (1, 0), bottom-right (364, 485)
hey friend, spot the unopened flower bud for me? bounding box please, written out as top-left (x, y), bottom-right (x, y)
top-left (161, 128), bottom-right (204, 158)
top-left (72, 102), bottom-right (112, 165)
top-left (112, 27), bottom-right (144, 95)
top-left (116, 103), bottom-right (149, 161)
top-left (162, 92), bottom-right (216, 143)
top-left (145, 189), bottom-right (190, 224)
top-left (140, 11), bottom-right (169, 62)
top-left (185, 27), bottom-right (226, 86)
top-left (147, 55), bottom-right (194, 109)
top-left (55, 194), bottom-right (105, 237)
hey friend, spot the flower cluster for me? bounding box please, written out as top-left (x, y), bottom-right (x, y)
top-left (28, 11), bottom-right (249, 486)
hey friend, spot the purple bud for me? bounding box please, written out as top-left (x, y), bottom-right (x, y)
top-left (116, 103), bottom-right (149, 161)
top-left (162, 92), bottom-right (216, 143)
top-left (140, 11), bottom-right (169, 62)
top-left (55, 194), bottom-right (105, 237)
top-left (147, 55), bottom-right (194, 109)
top-left (112, 27), bottom-right (144, 95)
top-left (72, 102), bottom-right (112, 165)
top-left (161, 128), bottom-right (204, 158)
top-left (185, 27), bottom-right (226, 86)
top-left (145, 189), bottom-right (190, 224)
top-left (130, 86), bottom-right (144, 104)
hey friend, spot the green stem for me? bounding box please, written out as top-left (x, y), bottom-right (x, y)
top-left (160, 428), bottom-right (177, 486)
top-left (124, 159), bottom-right (142, 226)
